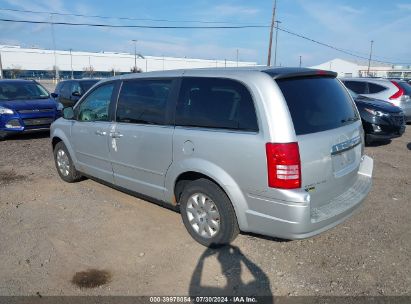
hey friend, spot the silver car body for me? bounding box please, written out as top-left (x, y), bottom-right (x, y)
top-left (341, 77), bottom-right (411, 122)
top-left (51, 67), bottom-right (373, 240)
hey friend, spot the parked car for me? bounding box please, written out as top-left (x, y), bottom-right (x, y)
top-left (345, 88), bottom-right (405, 144)
top-left (52, 79), bottom-right (99, 107)
top-left (51, 67), bottom-right (373, 247)
top-left (0, 79), bottom-right (62, 140)
top-left (341, 78), bottom-right (411, 122)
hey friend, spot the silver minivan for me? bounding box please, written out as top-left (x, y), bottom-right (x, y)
top-left (51, 67), bottom-right (373, 247)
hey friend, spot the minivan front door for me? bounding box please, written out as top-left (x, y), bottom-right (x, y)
top-left (109, 79), bottom-right (176, 200)
top-left (71, 82), bottom-right (116, 183)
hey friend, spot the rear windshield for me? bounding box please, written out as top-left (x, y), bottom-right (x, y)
top-left (276, 77), bottom-right (359, 135)
top-left (397, 82), bottom-right (411, 95)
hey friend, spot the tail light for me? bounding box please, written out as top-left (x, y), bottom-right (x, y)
top-left (265, 142), bottom-right (301, 189)
top-left (389, 81), bottom-right (404, 100)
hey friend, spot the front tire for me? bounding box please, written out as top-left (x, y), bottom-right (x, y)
top-left (53, 141), bottom-right (82, 183)
top-left (0, 131), bottom-right (7, 141)
top-left (179, 178), bottom-right (239, 247)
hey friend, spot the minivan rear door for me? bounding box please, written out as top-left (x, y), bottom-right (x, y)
top-left (276, 76), bottom-right (363, 209)
top-left (109, 78), bottom-right (178, 200)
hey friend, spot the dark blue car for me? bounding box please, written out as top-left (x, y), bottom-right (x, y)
top-left (0, 79), bottom-right (62, 140)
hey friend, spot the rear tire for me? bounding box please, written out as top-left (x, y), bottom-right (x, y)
top-left (365, 134), bottom-right (373, 146)
top-left (179, 178), bottom-right (239, 247)
top-left (53, 141), bottom-right (82, 183)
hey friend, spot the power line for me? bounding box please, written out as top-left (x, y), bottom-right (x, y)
top-left (0, 7), bottom-right (266, 25)
top-left (0, 16), bottom-right (409, 65)
top-left (0, 17), bottom-right (269, 29)
top-left (277, 26), bottom-right (409, 65)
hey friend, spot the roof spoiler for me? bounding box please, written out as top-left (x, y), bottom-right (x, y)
top-left (263, 68), bottom-right (337, 80)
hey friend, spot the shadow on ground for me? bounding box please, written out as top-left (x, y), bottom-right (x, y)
top-left (407, 142), bottom-right (411, 151)
top-left (366, 139), bottom-right (391, 147)
top-left (189, 245), bottom-right (272, 297)
top-left (4, 131), bottom-right (50, 141)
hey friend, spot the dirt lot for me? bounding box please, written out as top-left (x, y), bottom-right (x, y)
top-left (0, 128), bottom-right (410, 297)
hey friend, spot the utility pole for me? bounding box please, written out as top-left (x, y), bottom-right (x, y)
top-left (273, 20), bottom-right (281, 67)
top-left (367, 40), bottom-right (374, 76)
top-left (299, 55), bottom-right (302, 67)
top-left (69, 49), bottom-right (73, 79)
top-left (267, 0), bottom-right (277, 66)
top-left (132, 39), bottom-right (137, 71)
top-left (236, 49), bottom-right (239, 67)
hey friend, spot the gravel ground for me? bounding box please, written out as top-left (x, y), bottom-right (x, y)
top-left (0, 129), bottom-right (410, 296)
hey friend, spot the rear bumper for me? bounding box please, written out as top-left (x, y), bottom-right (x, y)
top-left (243, 155), bottom-right (373, 240)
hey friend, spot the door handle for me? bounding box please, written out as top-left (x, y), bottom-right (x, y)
top-left (95, 130), bottom-right (107, 136)
top-left (110, 132), bottom-right (123, 138)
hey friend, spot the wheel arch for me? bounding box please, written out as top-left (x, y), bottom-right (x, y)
top-left (166, 159), bottom-right (250, 231)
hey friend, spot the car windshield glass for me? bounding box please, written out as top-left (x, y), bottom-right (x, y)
top-left (0, 82), bottom-right (49, 101)
top-left (80, 81), bottom-right (98, 93)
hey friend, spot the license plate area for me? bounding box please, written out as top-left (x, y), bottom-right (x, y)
top-left (332, 149), bottom-right (355, 173)
top-left (331, 136), bottom-right (361, 177)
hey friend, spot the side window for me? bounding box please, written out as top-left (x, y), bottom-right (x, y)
top-left (175, 77), bottom-right (258, 132)
top-left (116, 79), bottom-right (172, 125)
top-left (54, 82), bottom-right (63, 93)
top-left (77, 83), bottom-right (114, 122)
top-left (60, 82), bottom-right (71, 97)
top-left (71, 82), bottom-right (82, 94)
top-left (343, 81), bottom-right (367, 94)
top-left (368, 83), bottom-right (386, 94)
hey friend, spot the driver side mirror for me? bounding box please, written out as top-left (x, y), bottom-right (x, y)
top-left (72, 91), bottom-right (82, 97)
top-left (63, 107), bottom-right (75, 120)
top-left (51, 93), bottom-right (58, 98)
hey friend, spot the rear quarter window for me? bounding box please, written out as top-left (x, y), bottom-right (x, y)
top-left (175, 77), bottom-right (258, 132)
top-left (368, 82), bottom-right (387, 94)
top-left (277, 77), bottom-right (359, 135)
top-left (343, 81), bottom-right (367, 94)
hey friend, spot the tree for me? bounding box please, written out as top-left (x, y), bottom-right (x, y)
top-left (110, 68), bottom-right (120, 76)
top-left (83, 65), bottom-right (95, 78)
top-left (130, 66), bottom-right (142, 73)
top-left (9, 65), bottom-right (23, 79)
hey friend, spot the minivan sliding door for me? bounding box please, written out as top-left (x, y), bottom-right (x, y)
top-left (109, 78), bottom-right (177, 200)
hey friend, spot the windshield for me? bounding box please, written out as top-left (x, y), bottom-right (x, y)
top-left (80, 81), bottom-right (98, 94)
top-left (277, 77), bottom-right (359, 135)
top-left (0, 82), bottom-right (49, 101)
top-left (346, 88), bottom-right (358, 99)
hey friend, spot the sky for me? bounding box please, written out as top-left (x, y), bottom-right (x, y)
top-left (0, 0), bottom-right (410, 67)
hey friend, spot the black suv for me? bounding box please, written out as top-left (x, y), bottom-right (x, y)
top-left (52, 79), bottom-right (99, 107)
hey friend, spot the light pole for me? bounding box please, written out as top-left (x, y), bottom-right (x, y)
top-left (0, 51), bottom-right (3, 79)
top-left (367, 40), bottom-right (374, 76)
top-left (273, 20), bottom-right (281, 67)
top-left (69, 48), bottom-right (73, 79)
top-left (299, 55), bottom-right (302, 67)
top-left (132, 39), bottom-right (138, 71)
top-left (50, 14), bottom-right (59, 81)
top-left (236, 49), bottom-right (239, 67)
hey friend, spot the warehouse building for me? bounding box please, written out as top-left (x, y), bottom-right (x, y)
top-left (0, 45), bottom-right (257, 79)
top-left (311, 58), bottom-right (411, 78)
